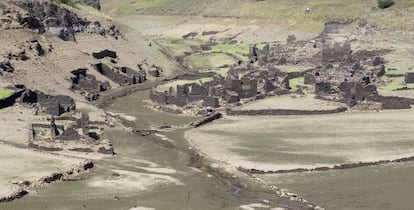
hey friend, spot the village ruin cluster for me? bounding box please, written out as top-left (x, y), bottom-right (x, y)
top-left (29, 112), bottom-right (114, 154)
top-left (0, 84), bottom-right (114, 154)
top-left (149, 24), bottom-right (414, 114)
top-left (1, 0), bottom-right (414, 208)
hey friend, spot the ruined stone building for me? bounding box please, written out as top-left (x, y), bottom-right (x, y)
top-left (29, 112), bottom-right (114, 154)
top-left (150, 64), bottom-right (290, 109)
top-left (71, 68), bottom-right (111, 101)
top-left (93, 63), bottom-right (146, 86)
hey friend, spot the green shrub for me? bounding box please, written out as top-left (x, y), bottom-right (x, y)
top-left (378, 0), bottom-right (395, 9)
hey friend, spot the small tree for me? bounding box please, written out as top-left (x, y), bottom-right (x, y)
top-left (378, 0), bottom-right (395, 9)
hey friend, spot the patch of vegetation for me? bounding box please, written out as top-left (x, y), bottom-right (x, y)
top-left (157, 38), bottom-right (203, 56)
top-left (378, 0), bottom-right (395, 9)
top-left (52, 0), bottom-right (77, 7)
top-left (381, 83), bottom-right (405, 91)
top-left (256, 43), bottom-right (268, 50)
top-left (289, 77), bottom-right (304, 89)
top-left (385, 70), bottom-right (405, 76)
top-left (184, 53), bottom-right (235, 71)
top-left (217, 67), bottom-right (229, 77)
top-left (380, 82), bottom-right (414, 91)
top-left (0, 88), bottom-right (14, 99)
top-left (209, 43), bottom-right (249, 60)
top-left (200, 77), bottom-right (214, 83)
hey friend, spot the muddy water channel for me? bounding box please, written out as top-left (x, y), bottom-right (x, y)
top-left (2, 90), bottom-right (306, 210)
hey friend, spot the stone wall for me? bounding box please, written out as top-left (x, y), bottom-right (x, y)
top-left (321, 41), bottom-right (352, 63)
top-left (93, 63), bottom-right (133, 86)
top-left (71, 68), bottom-right (111, 101)
top-left (339, 82), bottom-right (377, 103)
top-left (367, 95), bottom-right (414, 109)
top-left (19, 88), bottom-right (76, 116)
top-left (226, 107), bottom-right (347, 116)
top-left (191, 112), bottom-right (222, 127)
top-left (405, 72), bottom-right (414, 84)
top-left (0, 86), bottom-right (25, 109)
top-left (92, 49), bottom-right (117, 59)
top-left (0, 85), bottom-right (76, 116)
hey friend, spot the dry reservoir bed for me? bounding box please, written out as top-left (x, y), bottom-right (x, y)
top-left (185, 109), bottom-right (414, 171)
top-left (0, 143), bottom-right (82, 199)
top-left (235, 95), bottom-right (345, 111)
top-left (258, 161), bottom-right (414, 210)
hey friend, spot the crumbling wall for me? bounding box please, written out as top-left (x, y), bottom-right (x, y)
top-left (226, 107), bottom-right (347, 116)
top-left (339, 82), bottom-right (377, 103)
top-left (191, 112), bottom-right (222, 127)
top-left (93, 63), bottom-right (146, 86)
top-left (71, 68), bottom-right (111, 101)
top-left (367, 96), bottom-right (414, 109)
top-left (405, 72), bottom-right (414, 84)
top-left (92, 49), bottom-right (117, 59)
top-left (93, 63), bottom-right (132, 85)
top-left (0, 86), bottom-right (25, 109)
top-left (321, 41), bottom-right (352, 63)
top-left (19, 88), bottom-right (76, 116)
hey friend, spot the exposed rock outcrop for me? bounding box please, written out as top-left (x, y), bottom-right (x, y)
top-left (0, 59), bottom-right (14, 73)
top-left (11, 0), bottom-right (122, 41)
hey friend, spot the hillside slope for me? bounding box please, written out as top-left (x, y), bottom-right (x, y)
top-left (0, 0), bottom-right (178, 101)
top-left (102, 0), bottom-right (414, 31)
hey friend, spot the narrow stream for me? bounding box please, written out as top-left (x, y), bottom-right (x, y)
top-left (2, 90), bottom-right (307, 210)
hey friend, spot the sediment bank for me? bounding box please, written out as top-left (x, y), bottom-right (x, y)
top-left (188, 146), bottom-right (325, 210)
top-left (226, 107), bottom-right (347, 116)
top-left (238, 156), bottom-right (414, 175)
top-left (191, 112), bottom-right (222, 127)
top-left (0, 160), bottom-right (94, 203)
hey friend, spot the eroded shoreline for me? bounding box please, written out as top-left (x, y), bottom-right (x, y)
top-left (0, 160), bottom-right (93, 203)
